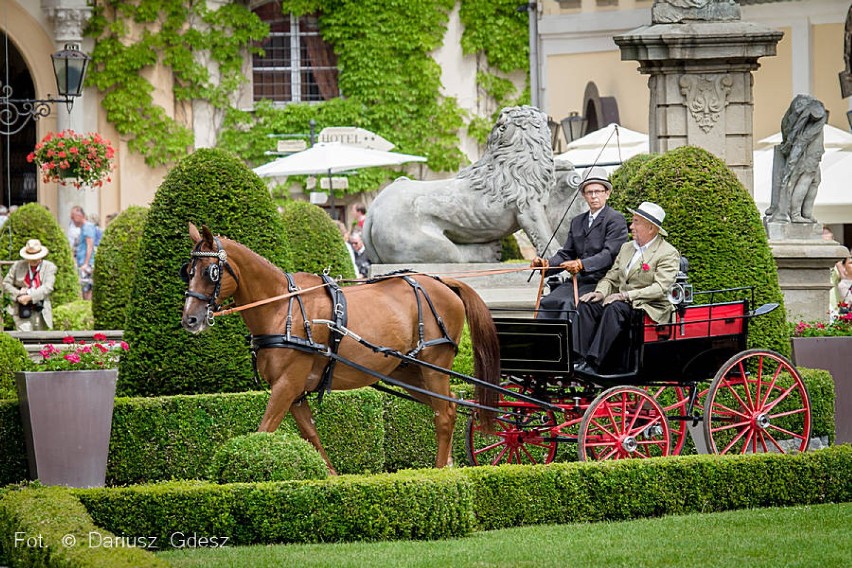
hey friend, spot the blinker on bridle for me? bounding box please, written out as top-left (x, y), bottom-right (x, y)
top-left (180, 236), bottom-right (239, 325)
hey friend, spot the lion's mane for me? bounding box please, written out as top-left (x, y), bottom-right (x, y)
top-left (457, 105), bottom-right (554, 212)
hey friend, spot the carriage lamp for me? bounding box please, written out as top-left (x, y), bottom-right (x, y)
top-left (561, 111), bottom-right (587, 143)
top-left (0, 43), bottom-right (91, 135)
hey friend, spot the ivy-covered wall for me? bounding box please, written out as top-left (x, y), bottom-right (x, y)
top-left (84, 1), bottom-right (530, 186)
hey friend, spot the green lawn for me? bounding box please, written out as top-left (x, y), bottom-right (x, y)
top-left (160, 502), bottom-right (851, 567)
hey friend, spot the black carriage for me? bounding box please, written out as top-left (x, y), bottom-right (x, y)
top-left (464, 286), bottom-right (812, 464)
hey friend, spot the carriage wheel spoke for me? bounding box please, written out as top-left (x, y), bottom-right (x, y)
top-left (720, 424), bottom-right (751, 454)
top-left (625, 395), bottom-right (644, 433)
top-left (759, 365), bottom-right (784, 408)
top-left (769, 407), bottom-right (807, 420)
top-left (762, 384), bottom-right (799, 414)
top-left (710, 418), bottom-right (751, 432)
top-left (767, 423), bottom-right (805, 441)
top-left (710, 401), bottom-right (749, 420)
top-left (758, 430), bottom-right (769, 454)
top-left (589, 417), bottom-right (618, 440)
top-left (762, 429), bottom-right (788, 452)
top-left (720, 377), bottom-right (752, 412)
top-left (740, 357), bottom-right (761, 409)
top-left (475, 440), bottom-right (507, 455)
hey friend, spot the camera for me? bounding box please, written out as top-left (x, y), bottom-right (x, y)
top-left (667, 257), bottom-right (693, 306)
top-left (17, 301), bottom-right (43, 319)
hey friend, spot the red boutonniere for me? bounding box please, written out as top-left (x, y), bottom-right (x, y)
top-left (641, 263), bottom-right (650, 271)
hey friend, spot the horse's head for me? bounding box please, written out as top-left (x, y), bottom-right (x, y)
top-left (181, 223), bottom-right (240, 333)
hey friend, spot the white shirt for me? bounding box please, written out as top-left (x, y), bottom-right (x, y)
top-left (625, 236), bottom-right (658, 275)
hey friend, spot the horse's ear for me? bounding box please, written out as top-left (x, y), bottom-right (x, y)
top-left (189, 222), bottom-right (201, 244)
top-left (200, 225), bottom-right (215, 247)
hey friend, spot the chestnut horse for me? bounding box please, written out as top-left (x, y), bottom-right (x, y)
top-left (180, 224), bottom-right (499, 473)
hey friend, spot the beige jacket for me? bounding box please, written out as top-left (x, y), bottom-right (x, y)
top-left (595, 237), bottom-right (680, 324)
top-left (3, 259), bottom-right (57, 329)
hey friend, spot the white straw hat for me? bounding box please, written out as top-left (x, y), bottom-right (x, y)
top-left (628, 202), bottom-right (668, 237)
top-left (20, 239), bottom-right (49, 260)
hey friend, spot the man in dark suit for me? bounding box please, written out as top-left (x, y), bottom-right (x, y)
top-left (574, 201), bottom-right (680, 375)
top-left (531, 166), bottom-right (628, 319)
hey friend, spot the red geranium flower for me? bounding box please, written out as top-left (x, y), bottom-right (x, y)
top-left (641, 263), bottom-right (650, 271)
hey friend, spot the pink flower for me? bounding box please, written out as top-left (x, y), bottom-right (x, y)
top-left (63, 336), bottom-right (76, 344)
top-left (641, 263), bottom-right (650, 271)
top-left (93, 333), bottom-right (107, 341)
top-left (94, 343), bottom-right (108, 353)
top-left (119, 341), bottom-right (130, 351)
top-left (64, 353), bottom-right (81, 364)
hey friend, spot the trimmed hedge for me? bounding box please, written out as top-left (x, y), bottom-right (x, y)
top-left (78, 470), bottom-right (474, 546)
top-left (0, 389), bottom-right (384, 487)
top-left (0, 485), bottom-right (164, 567)
top-left (608, 146), bottom-right (790, 356)
top-left (52, 299), bottom-right (94, 330)
top-left (208, 432), bottom-right (329, 483)
top-left (0, 202), bottom-right (80, 307)
top-left (279, 200), bottom-right (356, 279)
top-left (118, 148), bottom-right (292, 396)
top-left (0, 334), bottom-right (28, 401)
top-left (68, 446), bottom-right (852, 548)
top-left (92, 206), bottom-right (149, 329)
top-left (0, 368), bottom-right (835, 486)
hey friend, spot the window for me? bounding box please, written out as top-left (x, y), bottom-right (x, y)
top-left (252, 3), bottom-right (339, 103)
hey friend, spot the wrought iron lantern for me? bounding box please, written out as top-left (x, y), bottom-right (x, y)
top-left (561, 111), bottom-right (588, 143)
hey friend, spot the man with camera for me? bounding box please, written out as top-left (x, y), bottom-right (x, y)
top-left (3, 239), bottom-right (56, 331)
top-left (574, 202), bottom-right (680, 375)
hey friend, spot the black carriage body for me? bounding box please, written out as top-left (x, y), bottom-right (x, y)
top-left (494, 295), bottom-right (750, 387)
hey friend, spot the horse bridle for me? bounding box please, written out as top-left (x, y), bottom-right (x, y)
top-left (180, 236), bottom-right (240, 325)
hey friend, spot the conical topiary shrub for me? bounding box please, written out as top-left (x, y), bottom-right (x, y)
top-left (608, 146), bottom-right (789, 355)
top-left (92, 206), bottom-right (149, 329)
top-left (0, 202), bottom-right (79, 308)
top-left (280, 201), bottom-right (356, 279)
top-left (118, 148), bottom-right (292, 396)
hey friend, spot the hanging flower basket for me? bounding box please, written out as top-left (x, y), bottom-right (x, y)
top-left (27, 129), bottom-right (115, 189)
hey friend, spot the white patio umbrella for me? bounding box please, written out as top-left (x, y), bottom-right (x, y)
top-left (556, 123), bottom-right (649, 173)
top-left (253, 141), bottom-right (427, 178)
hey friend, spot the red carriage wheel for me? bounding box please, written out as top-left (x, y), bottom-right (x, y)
top-left (704, 349), bottom-right (811, 455)
top-left (578, 386), bottom-right (671, 461)
top-left (465, 403), bottom-right (559, 466)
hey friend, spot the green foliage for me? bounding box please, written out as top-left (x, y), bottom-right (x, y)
top-left (67, 447), bottom-right (852, 547)
top-left (118, 148), bottom-right (292, 396)
top-left (608, 153), bottom-right (657, 206)
top-left (78, 470), bottom-right (475, 547)
top-left (86, 0), bottom-right (268, 166)
top-left (279, 201), bottom-right (356, 278)
top-left (51, 300), bottom-right (94, 331)
top-left (92, 206), bottom-right (149, 329)
top-left (608, 147), bottom-right (790, 356)
top-left (500, 234), bottom-right (523, 261)
top-left (0, 485), bottom-right (165, 567)
top-left (0, 334), bottom-right (27, 401)
top-left (0, 203), bottom-right (79, 307)
top-left (209, 432), bottom-right (328, 483)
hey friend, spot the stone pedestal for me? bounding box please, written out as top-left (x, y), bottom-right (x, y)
top-left (766, 223), bottom-right (848, 322)
top-left (615, 20), bottom-right (782, 194)
top-left (370, 263), bottom-right (539, 317)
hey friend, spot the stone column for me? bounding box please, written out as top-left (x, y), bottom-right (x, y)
top-left (43, 0), bottom-right (96, 227)
top-left (614, 2), bottom-right (782, 194)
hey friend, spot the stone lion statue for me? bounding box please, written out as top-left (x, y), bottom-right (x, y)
top-left (363, 105), bottom-right (557, 263)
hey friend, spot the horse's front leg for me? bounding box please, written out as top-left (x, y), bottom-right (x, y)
top-left (290, 401), bottom-right (338, 476)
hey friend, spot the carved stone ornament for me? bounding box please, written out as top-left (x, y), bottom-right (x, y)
top-left (652, 0), bottom-right (740, 24)
top-left (44, 6), bottom-right (93, 43)
top-left (679, 74), bottom-right (732, 133)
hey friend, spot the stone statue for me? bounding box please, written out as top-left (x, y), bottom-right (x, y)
top-left (547, 158), bottom-right (587, 248)
top-left (840, 4), bottom-right (852, 98)
top-left (363, 106), bottom-right (558, 263)
top-left (651, 0), bottom-right (740, 24)
top-left (765, 95), bottom-right (827, 224)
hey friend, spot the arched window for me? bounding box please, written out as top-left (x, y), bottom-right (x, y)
top-left (252, 2), bottom-right (339, 103)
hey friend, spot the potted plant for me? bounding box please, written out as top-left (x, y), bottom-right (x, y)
top-left (789, 312), bottom-right (852, 445)
top-left (26, 129), bottom-right (115, 189)
top-left (15, 334), bottom-right (128, 487)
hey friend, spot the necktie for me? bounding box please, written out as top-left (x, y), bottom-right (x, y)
top-left (588, 215), bottom-right (594, 228)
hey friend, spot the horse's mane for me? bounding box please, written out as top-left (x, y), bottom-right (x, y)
top-left (221, 236), bottom-right (323, 285)
top-left (457, 105), bottom-right (554, 212)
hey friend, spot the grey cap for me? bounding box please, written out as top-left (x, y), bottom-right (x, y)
top-left (578, 166), bottom-right (612, 193)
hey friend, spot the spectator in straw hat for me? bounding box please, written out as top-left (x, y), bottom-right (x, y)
top-left (3, 239), bottom-right (57, 331)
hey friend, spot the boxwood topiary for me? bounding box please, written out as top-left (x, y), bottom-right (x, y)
top-left (51, 300), bottom-right (94, 330)
top-left (0, 202), bottom-right (79, 308)
top-left (208, 432), bottom-right (329, 483)
top-left (0, 334), bottom-right (28, 401)
top-left (118, 148), bottom-right (293, 396)
top-left (608, 146), bottom-right (789, 356)
top-left (279, 201), bottom-right (356, 279)
top-left (92, 206), bottom-right (149, 329)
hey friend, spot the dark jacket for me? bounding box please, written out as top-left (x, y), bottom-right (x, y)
top-left (546, 205), bottom-right (628, 289)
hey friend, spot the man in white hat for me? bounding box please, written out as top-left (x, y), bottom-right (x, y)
top-left (574, 201), bottom-right (680, 375)
top-left (3, 239), bottom-right (57, 331)
top-left (531, 166), bottom-right (628, 318)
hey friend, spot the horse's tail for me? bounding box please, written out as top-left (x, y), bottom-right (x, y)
top-left (442, 277), bottom-right (500, 434)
